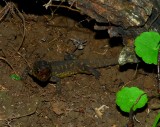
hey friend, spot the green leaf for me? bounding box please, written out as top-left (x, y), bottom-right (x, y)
top-left (152, 112), bottom-right (160, 127)
top-left (134, 31), bottom-right (160, 65)
top-left (116, 87), bottom-right (148, 113)
top-left (10, 74), bottom-right (21, 81)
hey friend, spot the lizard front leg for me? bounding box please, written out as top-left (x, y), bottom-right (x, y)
top-left (50, 76), bottom-right (62, 94)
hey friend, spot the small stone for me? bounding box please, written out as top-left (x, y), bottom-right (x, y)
top-left (52, 101), bottom-right (66, 115)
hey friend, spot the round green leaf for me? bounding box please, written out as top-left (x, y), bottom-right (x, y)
top-left (134, 31), bottom-right (160, 65)
top-left (152, 112), bottom-right (160, 127)
top-left (10, 74), bottom-right (21, 81)
top-left (116, 87), bottom-right (148, 113)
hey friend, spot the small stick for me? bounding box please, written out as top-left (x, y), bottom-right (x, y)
top-left (0, 4), bottom-right (9, 21)
top-left (147, 12), bottom-right (160, 30)
top-left (127, 93), bottom-right (146, 127)
top-left (0, 105), bottom-right (37, 121)
top-left (12, 3), bottom-right (26, 51)
top-left (10, 45), bottom-right (30, 68)
top-left (0, 56), bottom-right (17, 74)
top-left (0, 2), bottom-right (26, 51)
top-left (157, 48), bottom-right (160, 93)
top-left (43, 1), bottom-right (80, 13)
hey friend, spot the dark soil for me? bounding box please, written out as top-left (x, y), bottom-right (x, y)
top-left (0, 2), bottom-right (159, 127)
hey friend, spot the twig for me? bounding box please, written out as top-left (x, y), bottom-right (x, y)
top-left (127, 93), bottom-right (146, 127)
top-left (0, 56), bottom-right (17, 74)
top-left (0, 103), bottom-right (37, 124)
top-left (43, 0), bottom-right (80, 13)
top-left (0, 2), bottom-right (26, 51)
top-left (147, 12), bottom-right (160, 30)
top-left (14, 4), bottom-right (26, 51)
top-left (10, 45), bottom-right (31, 68)
top-left (132, 64), bottom-right (138, 79)
top-left (157, 48), bottom-right (160, 93)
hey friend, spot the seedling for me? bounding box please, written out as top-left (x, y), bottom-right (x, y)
top-left (134, 31), bottom-right (160, 92)
top-left (10, 74), bottom-right (21, 81)
top-left (116, 87), bottom-right (148, 126)
top-left (134, 31), bottom-right (160, 65)
top-left (116, 87), bottom-right (148, 112)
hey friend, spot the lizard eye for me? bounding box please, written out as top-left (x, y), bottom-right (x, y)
top-left (33, 60), bottom-right (51, 82)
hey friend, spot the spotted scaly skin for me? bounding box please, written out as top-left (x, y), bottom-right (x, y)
top-left (22, 57), bottom-right (118, 93)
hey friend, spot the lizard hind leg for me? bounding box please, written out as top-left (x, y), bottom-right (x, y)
top-left (82, 65), bottom-right (101, 79)
top-left (50, 76), bottom-right (62, 94)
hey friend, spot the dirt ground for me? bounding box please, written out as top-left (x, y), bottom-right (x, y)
top-left (0, 3), bottom-right (160, 127)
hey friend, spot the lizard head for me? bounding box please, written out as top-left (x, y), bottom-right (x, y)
top-left (32, 60), bottom-right (52, 82)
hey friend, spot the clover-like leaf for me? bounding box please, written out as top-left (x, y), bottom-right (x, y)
top-left (134, 31), bottom-right (160, 65)
top-left (116, 87), bottom-right (148, 113)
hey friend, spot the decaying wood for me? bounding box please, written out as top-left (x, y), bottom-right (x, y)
top-left (67, 0), bottom-right (160, 39)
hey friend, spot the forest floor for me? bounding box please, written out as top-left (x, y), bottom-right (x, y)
top-left (0, 2), bottom-right (159, 127)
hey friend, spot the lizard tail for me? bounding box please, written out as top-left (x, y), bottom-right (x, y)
top-left (86, 57), bottom-right (119, 68)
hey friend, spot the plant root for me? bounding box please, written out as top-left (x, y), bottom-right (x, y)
top-left (0, 1), bottom-right (26, 51)
top-left (0, 56), bottom-right (17, 74)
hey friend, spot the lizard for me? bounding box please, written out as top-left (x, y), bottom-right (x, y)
top-left (22, 55), bottom-right (119, 93)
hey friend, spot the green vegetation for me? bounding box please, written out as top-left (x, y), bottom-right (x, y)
top-left (116, 87), bottom-right (148, 113)
top-left (134, 31), bottom-right (160, 65)
top-left (10, 74), bottom-right (21, 81)
top-left (116, 31), bottom-right (160, 125)
top-left (152, 112), bottom-right (160, 127)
